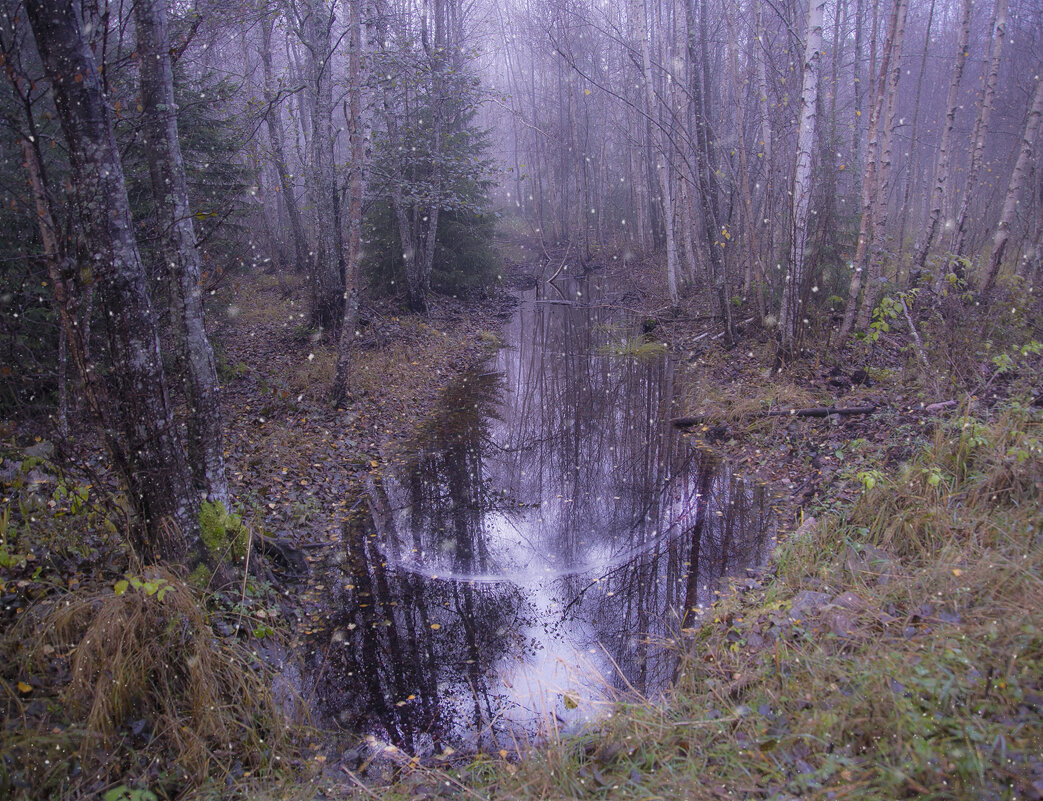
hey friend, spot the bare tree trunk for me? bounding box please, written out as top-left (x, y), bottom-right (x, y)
top-left (897, 0), bottom-right (935, 265)
top-left (913, 0), bottom-right (973, 275)
top-left (980, 74), bottom-right (1043, 294)
top-left (25, 0), bottom-right (201, 559)
top-left (21, 138), bottom-right (74, 437)
top-left (260, 15), bottom-right (311, 277)
top-left (838, 0), bottom-right (908, 340)
top-left (135, 0), bottom-right (228, 506)
top-left (724, 3), bottom-right (763, 315)
top-left (301, 0), bottom-right (345, 330)
top-left (778, 0), bottom-right (825, 363)
top-left (854, 0), bottom-right (908, 332)
top-left (948, 0), bottom-right (1007, 264)
top-left (851, 0), bottom-right (865, 198)
top-left (637, 0), bottom-right (679, 303)
top-left (687, 0), bottom-right (732, 344)
top-left (332, 0), bottom-right (366, 405)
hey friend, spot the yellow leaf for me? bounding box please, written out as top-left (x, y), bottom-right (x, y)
top-left (562, 693), bottom-right (578, 709)
top-left (952, 568), bottom-right (963, 577)
top-left (17, 681), bottom-right (32, 694)
top-left (430, 623), bottom-right (441, 630)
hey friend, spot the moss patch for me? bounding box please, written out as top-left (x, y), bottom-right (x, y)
top-left (199, 500), bottom-right (249, 562)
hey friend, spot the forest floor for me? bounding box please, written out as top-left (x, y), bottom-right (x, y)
top-left (310, 249), bottom-right (1043, 800)
top-left (0, 271), bottom-right (518, 799)
top-left (1, 246), bottom-right (1042, 800)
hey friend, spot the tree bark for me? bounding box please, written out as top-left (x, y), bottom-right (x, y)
top-left (637, 0), bottom-right (678, 304)
top-left (778, 0), bottom-right (825, 363)
top-left (260, 14), bottom-right (311, 277)
top-left (912, 0), bottom-right (973, 275)
top-left (854, 0), bottom-right (908, 332)
top-left (331, 0), bottom-right (366, 406)
top-left (134, 0), bottom-right (228, 506)
top-left (980, 73), bottom-right (1043, 294)
top-left (300, 0), bottom-right (345, 330)
top-left (948, 0), bottom-right (1007, 264)
top-left (897, 0), bottom-right (936, 264)
top-left (838, 0), bottom-right (908, 340)
top-left (25, 0), bottom-right (200, 560)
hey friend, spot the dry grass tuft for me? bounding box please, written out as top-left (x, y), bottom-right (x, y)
top-left (2, 565), bottom-right (296, 798)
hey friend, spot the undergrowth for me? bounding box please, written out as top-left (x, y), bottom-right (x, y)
top-left (0, 563), bottom-right (300, 799)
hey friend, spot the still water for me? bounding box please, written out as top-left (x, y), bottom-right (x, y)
top-left (311, 276), bottom-right (775, 752)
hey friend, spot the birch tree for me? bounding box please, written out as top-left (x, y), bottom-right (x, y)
top-left (291, 0), bottom-right (344, 329)
top-left (331, 0), bottom-right (366, 405)
top-left (912, 0), bottom-right (973, 275)
top-left (260, 13), bottom-right (311, 277)
top-left (838, 0), bottom-right (908, 339)
top-left (980, 72), bottom-right (1043, 294)
top-left (24, 0), bottom-right (202, 559)
top-left (778, 0), bottom-right (825, 362)
top-left (948, 0), bottom-right (1007, 266)
top-left (135, 0), bottom-right (229, 505)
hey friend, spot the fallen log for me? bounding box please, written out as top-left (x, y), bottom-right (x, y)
top-left (672, 404), bottom-right (877, 428)
top-left (764, 405), bottom-right (877, 418)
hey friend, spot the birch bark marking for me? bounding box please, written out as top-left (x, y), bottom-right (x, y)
top-left (913, 0), bottom-right (973, 275)
top-left (332, 0), bottom-right (366, 405)
top-left (854, 0), bottom-right (908, 332)
top-left (134, 0), bottom-right (228, 506)
top-left (260, 15), bottom-right (311, 277)
top-left (779, 0), bottom-right (824, 361)
top-left (980, 73), bottom-right (1043, 294)
top-left (949, 0), bottom-right (1007, 264)
top-left (838, 0), bottom-right (907, 340)
top-left (24, 0), bottom-right (200, 559)
top-left (301, 0), bottom-right (345, 330)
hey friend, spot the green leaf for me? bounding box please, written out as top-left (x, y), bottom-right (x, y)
top-left (114, 580), bottom-right (129, 596)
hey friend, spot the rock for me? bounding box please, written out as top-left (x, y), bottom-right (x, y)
top-left (825, 610), bottom-right (856, 636)
top-left (792, 515), bottom-right (817, 540)
top-left (24, 440), bottom-right (54, 459)
top-left (788, 590), bottom-right (832, 620)
top-left (834, 591), bottom-right (868, 612)
top-left (845, 543), bottom-right (895, 584)
top-left (850, 368), bottom-right (871, 386)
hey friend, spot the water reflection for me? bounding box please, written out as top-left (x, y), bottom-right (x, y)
top-left (313, 277), bottom-right (774, 751)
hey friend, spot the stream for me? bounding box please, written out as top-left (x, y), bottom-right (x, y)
top-left (308, 274), bottom-right (776, 754)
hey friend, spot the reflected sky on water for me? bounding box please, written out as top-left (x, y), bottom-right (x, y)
top-left (310, 276), bottom-right (775, 753)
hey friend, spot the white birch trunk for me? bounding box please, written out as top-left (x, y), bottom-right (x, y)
top-left (135, 0), bottom-right (229, 506)
top-left (980, 73), bottom-right (1043, 293)
top-left (779, 0), bottom-right (825, 358)
top-left (913, 0), bottom-right (973, 274)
